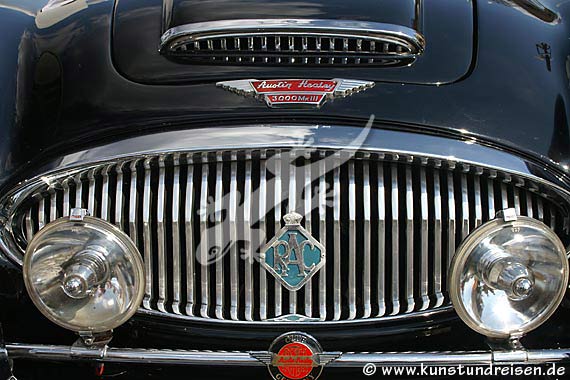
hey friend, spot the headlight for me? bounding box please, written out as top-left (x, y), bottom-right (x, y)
top-left (23, 210), bottom-right (144, 333)
top-left (449, 209), bottom-right (568, 339)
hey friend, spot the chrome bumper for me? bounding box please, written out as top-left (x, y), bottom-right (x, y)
top-left (5, 343), bottom-right (570, 367)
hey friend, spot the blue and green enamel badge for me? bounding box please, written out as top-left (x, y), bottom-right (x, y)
top-left (260, 212), bottom-right (326, 291)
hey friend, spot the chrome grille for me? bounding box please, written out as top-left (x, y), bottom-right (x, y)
top-left (13, 149), bottom-right (567, 322)
top-left (160, 19), bottom-right (424, 67)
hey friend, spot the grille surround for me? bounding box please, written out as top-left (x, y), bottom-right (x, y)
top-left (160, 19), bottom-right (425, 66)
top-left (1, 124), bottom-right (570, 325)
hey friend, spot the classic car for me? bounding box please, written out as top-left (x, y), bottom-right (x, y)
top-left (1, 0), bottom-right (570, 379)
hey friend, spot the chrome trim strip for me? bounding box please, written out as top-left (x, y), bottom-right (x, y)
top-left (273, 150), bottom-right (283, 317)
top-left (157, 156), bottom-right (167, 313)
top-left (419, 166), bottom-right (429, 311)
top-left (460, 172), bottom-right (469, 241)
top-left (404, 164), bottom-right (414, 313)
top-left (259, 151), bottom-right (268, 321)
top-left (362, 159), bottom-right (372, 318)
top-left (446, 172), bottom-right (456, 269)
top-left (474, 175), bottom-right (482, 227)
top-left (160, 19), bottom-right (425, 54)
top-left (214, 156), bottom-right (224, 320)
top-left (348, 159), bottom-right (357, 320)
top-left (115, 163), bottom-right (124, 229)
top-left (303, 150), bottom-right (313, 317)
top-left (62, 178), bottom-right (70, 217)
top-left (332, 153), bottom-right (341, 320)
top-left (7, 343), bottom-right (570, 367)
top-left (101, 165), bottom-right (110, 221)
top-left (185, 157), bottom-right (195, 316)
top-left (390, 163), bottom-right (400, 315)
top-left (244, 153), bottom-right (254, 321)
top-left (128, 160), bottom-right (138, 257)
top-left (377, 162), bottom-right (386, 317)
top-left (142, 159), bottom-right (152, 310)
top-left (229, 153), bottom-right (238, 320)
top-left (287, 150), bottom-right (297, 315)
top-left (318, 151), bottom-right (327, 321)
top-left (488, 173), bottom-right (496, 219)
top-left (433, 165), bottom-right (444, 308)
top-left (199, 155), bottom-right (209, 318)
top-left (172, 155), bottom-right (182, 315)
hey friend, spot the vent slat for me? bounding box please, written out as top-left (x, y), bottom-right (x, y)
top-left (377, 162), bottom-right (386, 317)
top-left (244, 153), bottom-right (254, 321)
top-left (404, 165), bottom-right (414, 313)
top-left (273, 150), bottom-right (283, 317)
top-left (199, 155), bottom-right (209, 318)
top-left (172, 156), bottom-right (182, 315)
top-left (229, 154), bottom-right (239, 320)
top-left (142, 158), bottom-right (153, 310)
top-left (333, 153), bottom-right (342, 320)
top-left (214, 157), bottom-right (224, 319)
top-left (157, 157), bottom-right (167, 313)
top-left (318, 151), bottom-right (327, 320)
top-left (362, 160), bottom-right (372, 318)
top-left (419, 167), bottom-right (429, 311)
top-left (303, 151), bottom-right (313, 317)
top-left (390, 163), bottom-right (400, 315)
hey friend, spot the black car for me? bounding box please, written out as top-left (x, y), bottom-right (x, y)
top-left (2, 0), bottom-right (570, 379)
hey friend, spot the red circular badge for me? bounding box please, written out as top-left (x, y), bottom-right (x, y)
top-left (276, 342), bottom-right (314, 379)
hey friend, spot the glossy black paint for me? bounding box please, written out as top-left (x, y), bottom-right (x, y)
top-left (2, 0), bottom-right (570, 365)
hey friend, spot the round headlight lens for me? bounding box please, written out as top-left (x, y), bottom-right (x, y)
top-left (449, 214), bottom-right (568, 339)
top-left (23, 215), bottom-right (145, 333)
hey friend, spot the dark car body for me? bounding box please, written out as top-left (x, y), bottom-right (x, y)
top-left (2, 0), bottom-right (570, 379)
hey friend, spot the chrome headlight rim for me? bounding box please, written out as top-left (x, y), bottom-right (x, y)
top-left (23, 215), bottom-right (145, 333)
top-left (449, 215), bottom-right (569, 339)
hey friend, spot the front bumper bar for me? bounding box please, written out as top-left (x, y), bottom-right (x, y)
top-left (5, 343), bottom-right (570, 367)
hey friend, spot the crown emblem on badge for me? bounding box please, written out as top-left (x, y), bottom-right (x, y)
top-left (216, 78), bottom-right (374, 108)
top-left (260, 212), bottom-right (325, 291)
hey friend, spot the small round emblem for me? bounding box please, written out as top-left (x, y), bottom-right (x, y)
top-left (266, 332), bottom-right (324, 380)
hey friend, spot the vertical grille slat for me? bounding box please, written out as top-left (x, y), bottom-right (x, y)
top-left (362, 159), bottom-right (372, 318)
top-left (18, 150), bottom-right (569, 323)
top-left (185, 157), bottom-right (196, 316)
top-left (287, 150), bottom-right (297, 315)
top-left (142, 158), bottom-right (153, 310)
top-left (433, 165), bottom-right (444, 307)
top-left (199, 155), bottom-right (210, 318)
top-left (273, 150), bottom-right (283, 317)
top-left (347, 159), bottom-right (357, 320)
top-left (419, 166), bottom-right (429, 311)
top-left (318, 151), bottom-right (327, 320)
top-left (390, 162), bottom-right (400, 315)
top-left (229, 153), bottom-right (239, 320)
top-left (303, 150), bottom-right (313, 317)
top-left (377, 161), bottom-right (386, 317)
top-left (157, 157), bottom-right (167, 313)
top-left (171, 155), bottom-right (182, 315)
top-left (333, 153), bottom-right (342, 320)
top-left (404, 164), bottom-right (414, 313)
top-left (244, 153), bottom-right (254, 321)
top-left (259, 151), bottom-right (268, 320)
top-left (446, 171), bottom-right (456, 269)
top-left (214, 156), bottom-right (224, 319)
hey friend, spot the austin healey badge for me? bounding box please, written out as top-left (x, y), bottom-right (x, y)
top-left (260, 212), bottom-right (325, 291)
top-left (216, 78), bottom-right (374, 108)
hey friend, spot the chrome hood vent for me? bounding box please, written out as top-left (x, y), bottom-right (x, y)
top-left (159, 19), bottom-right (425, 67)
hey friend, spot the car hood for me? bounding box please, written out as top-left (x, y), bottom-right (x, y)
top-left (112, 0), bottom-right (474, 85)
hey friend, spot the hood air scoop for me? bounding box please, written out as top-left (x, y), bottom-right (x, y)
top-left (159, 19), bottom-right (425, 67)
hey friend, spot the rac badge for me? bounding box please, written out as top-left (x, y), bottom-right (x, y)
top-left (260, 212), bottom-right (325, 291)
top-left (251, 332), bottom-right (340, 380)
top-left (216, 78), bottom-right (374, 108)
